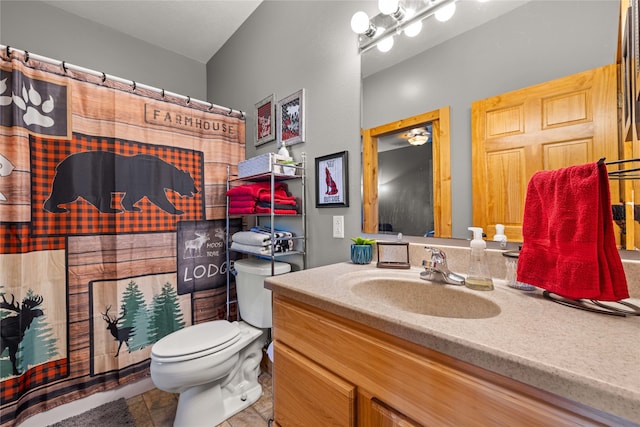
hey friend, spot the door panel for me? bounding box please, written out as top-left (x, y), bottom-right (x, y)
top-left (472, 64), bottom-right (619, 242)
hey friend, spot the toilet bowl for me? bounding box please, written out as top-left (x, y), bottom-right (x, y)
top-left (150, 258), bottom-right (290, 427)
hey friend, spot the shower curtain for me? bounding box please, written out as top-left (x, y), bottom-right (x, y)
top-left (0, 50), bottom-right (245, 426)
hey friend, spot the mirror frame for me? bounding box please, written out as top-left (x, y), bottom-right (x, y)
top-left (362, 106), bottom-right (452, 237)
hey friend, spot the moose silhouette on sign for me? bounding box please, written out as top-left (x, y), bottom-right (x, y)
top-left (0, 293), bottom-right (44, 375)
top-left (101, 305), bottom-right (134, 357)
top-left (183, 231), bottom-right (210, 259)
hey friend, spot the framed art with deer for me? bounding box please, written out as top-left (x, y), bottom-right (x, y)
top-left (315, 151), bottom-right (348, 208)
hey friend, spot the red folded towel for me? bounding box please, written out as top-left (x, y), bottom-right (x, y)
top-left (257, 194), bottom-right (297, 205)
top-left (228, 206), bottom-right (256, 215)
top-left (516, 161), bottom-right (628, 301)
top-left (229, 199), bottom-right (257, 208)
top-left (226, 182), bottom-right (288, 198)
top-left (255, 206), bottom-right (297, 215)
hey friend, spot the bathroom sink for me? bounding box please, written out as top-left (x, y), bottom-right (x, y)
top-left (349, 275), bottom-right (501, 319)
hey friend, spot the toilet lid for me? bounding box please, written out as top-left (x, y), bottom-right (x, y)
top-left (151, 320), bottom-right (240, 360)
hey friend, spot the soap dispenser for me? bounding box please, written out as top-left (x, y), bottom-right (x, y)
top-left (278, 140), bottom-right (290, 159)
top-left (493, 224), bottom-right (507, 248)
top-left (466, 227), bottom-right (494, 291)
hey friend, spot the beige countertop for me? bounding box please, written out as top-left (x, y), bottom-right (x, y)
top-left (264, 248), bottom-right (640, 425)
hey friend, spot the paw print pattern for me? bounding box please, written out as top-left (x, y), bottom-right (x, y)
top-left (0, 78), bottom-right (55, 127)
top-left (0, 152), bottom-right (14, 202)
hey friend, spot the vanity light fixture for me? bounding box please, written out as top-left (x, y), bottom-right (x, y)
top-left (350, 11), bottom-right (377, 38)
top-left (378, 0), bottom-right (406, 21)
top-left (435, 2), bottom-right (456, 22)
top-left (377, 35), bottom-right (395, 53)
top-left (352, 0), bottom-right (473, 53)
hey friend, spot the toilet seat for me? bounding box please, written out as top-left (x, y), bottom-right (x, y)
top-left (151, 321), bottom-right (241, 363)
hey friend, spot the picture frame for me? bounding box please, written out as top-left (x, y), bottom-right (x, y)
top-left (277, 88), bottom-right (305, 147)
top-left (255, 93), bottom-right (275, 146)
top-left (315, 151), bottom-right (349, 208)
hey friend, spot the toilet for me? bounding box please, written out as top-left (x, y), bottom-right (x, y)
top-left (150, 258), bottom-right (291, 427)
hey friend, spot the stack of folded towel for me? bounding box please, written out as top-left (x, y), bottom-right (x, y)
top-left (230, 226), bottom-right (295, 256)
top-left (227, 182), bottom-right (299, 215)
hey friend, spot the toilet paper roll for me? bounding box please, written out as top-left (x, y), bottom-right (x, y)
top-left (267, 341), bottom-right (274, 362)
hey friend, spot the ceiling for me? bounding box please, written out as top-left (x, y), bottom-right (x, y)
top-left (41, 0), bottom-right (263, 63)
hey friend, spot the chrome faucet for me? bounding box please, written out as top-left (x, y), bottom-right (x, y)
top-left (420, 247), bottom-right (465, 286)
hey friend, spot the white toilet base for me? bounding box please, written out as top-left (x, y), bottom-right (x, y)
top-left (174, 380), bottom-right (262, 427)
top-left (169, 325), bottom-right (265, 427)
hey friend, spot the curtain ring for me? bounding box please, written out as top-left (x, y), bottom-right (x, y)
top-left (161, 89), bottom-right (165, 98)
top-left (5, 46), bottom-right (10, 58)
top-left (131, 81), bottom-right (136, 91)
top-left (208, 102), bottom-right (213, 111)
top-left (186, 96), bottom-right (190, 105)
top-left (227, 107), bottom-right (233, 116)
top-left (241, 111), bottom-right (246, 119)
top-left (61, 61), bottom-right (67, 73)
top-left (24, 51), bottom-right (29, 62)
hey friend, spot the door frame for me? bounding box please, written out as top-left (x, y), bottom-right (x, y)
top-left (362, 107), bottom-right (452, 237)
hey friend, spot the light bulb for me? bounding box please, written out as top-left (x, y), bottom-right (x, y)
top-left (376, 35), bottom-right (394, 53)
top-left (378, 0), bottom-right (400, 15)
top-left (351, 11), bottom-right (370, 34)
top-left (435, 2), bottom-right (456, 22)
top-left (404, 20), bottom-right (422, 37)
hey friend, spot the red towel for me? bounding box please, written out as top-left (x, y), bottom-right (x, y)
top-left (257, 194), bottom-right (297, 205)
top-left (516, 162), bottom-right (628, 301)
top-left (226, 182), bottom-right (288, 198)
top-left (229, 199), bottom-right (257, 208)
top-left (228, 206), bottom-right (256, 215)
top-left (255, 206), bottom-right (297, 215)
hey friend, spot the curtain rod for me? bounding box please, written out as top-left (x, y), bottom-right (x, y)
top-left (1, 44), bottom-right (245, 119)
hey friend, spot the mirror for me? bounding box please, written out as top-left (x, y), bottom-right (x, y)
top-left (360, 0), bottom-right (618, 239)
top-left (378, 124), bottom-right (433, 236)
top-left (362, 108), bottom-right (451, 237)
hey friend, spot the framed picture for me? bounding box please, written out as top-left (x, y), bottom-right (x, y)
top-left (255, 93), bottom-right (275, 146)
top-left (315, 151), bottom-right (349, 208)
top-left (278, 89), bottom-right (305, 147)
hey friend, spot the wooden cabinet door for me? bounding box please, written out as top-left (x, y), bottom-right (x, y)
top-left (472, 64), bottom-right (619, 242)
top-left (370, 399), bottom-right (423, 427)
top-left (273, 341), bottom-right (356, 427)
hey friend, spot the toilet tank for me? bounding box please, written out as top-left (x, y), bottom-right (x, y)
top-left (233, 258), bottom-right (291, 328)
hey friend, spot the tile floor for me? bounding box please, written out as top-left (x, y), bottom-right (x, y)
top-left (125, 372), bottom-right (273, 427)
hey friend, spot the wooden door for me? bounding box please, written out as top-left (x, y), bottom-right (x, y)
top-left (472, 64), bottom-right (619, 242)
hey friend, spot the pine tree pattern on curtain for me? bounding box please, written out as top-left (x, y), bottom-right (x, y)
top-left (0, 51), bottom-right (245, 427)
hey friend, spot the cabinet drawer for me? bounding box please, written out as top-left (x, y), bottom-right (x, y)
top-left (274, 341), bottom-right (356, 427)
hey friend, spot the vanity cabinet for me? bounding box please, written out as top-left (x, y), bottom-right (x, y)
top-left (272, 295), bottom-right (631, 427)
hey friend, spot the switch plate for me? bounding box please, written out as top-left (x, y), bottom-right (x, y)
top-left (333, 215), bottom-right (344, 238)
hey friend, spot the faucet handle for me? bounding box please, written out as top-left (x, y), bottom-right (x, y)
top-left (423, 246), bottom-right (447, 269)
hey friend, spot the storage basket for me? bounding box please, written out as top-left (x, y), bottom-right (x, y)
top-left (238, 153), bottom-right (292, 178)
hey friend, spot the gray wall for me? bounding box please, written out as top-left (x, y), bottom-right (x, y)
top-left (363, 0), bottom-right (618, 237)
top-left (207, 1), bottom-right (364, 268)
top-left (0, 1), bottom-right (206, 97)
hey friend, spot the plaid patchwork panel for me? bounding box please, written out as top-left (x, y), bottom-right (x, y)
top-left (0, 223), bottom-right (65, 254)
top-left (30, 133), bottom-right (205, 236)
top-left (0, 359), bottom-right (68, 405)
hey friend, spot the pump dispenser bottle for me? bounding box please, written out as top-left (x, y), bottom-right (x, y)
top-left (466, 227), bottom-right (494, 291)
